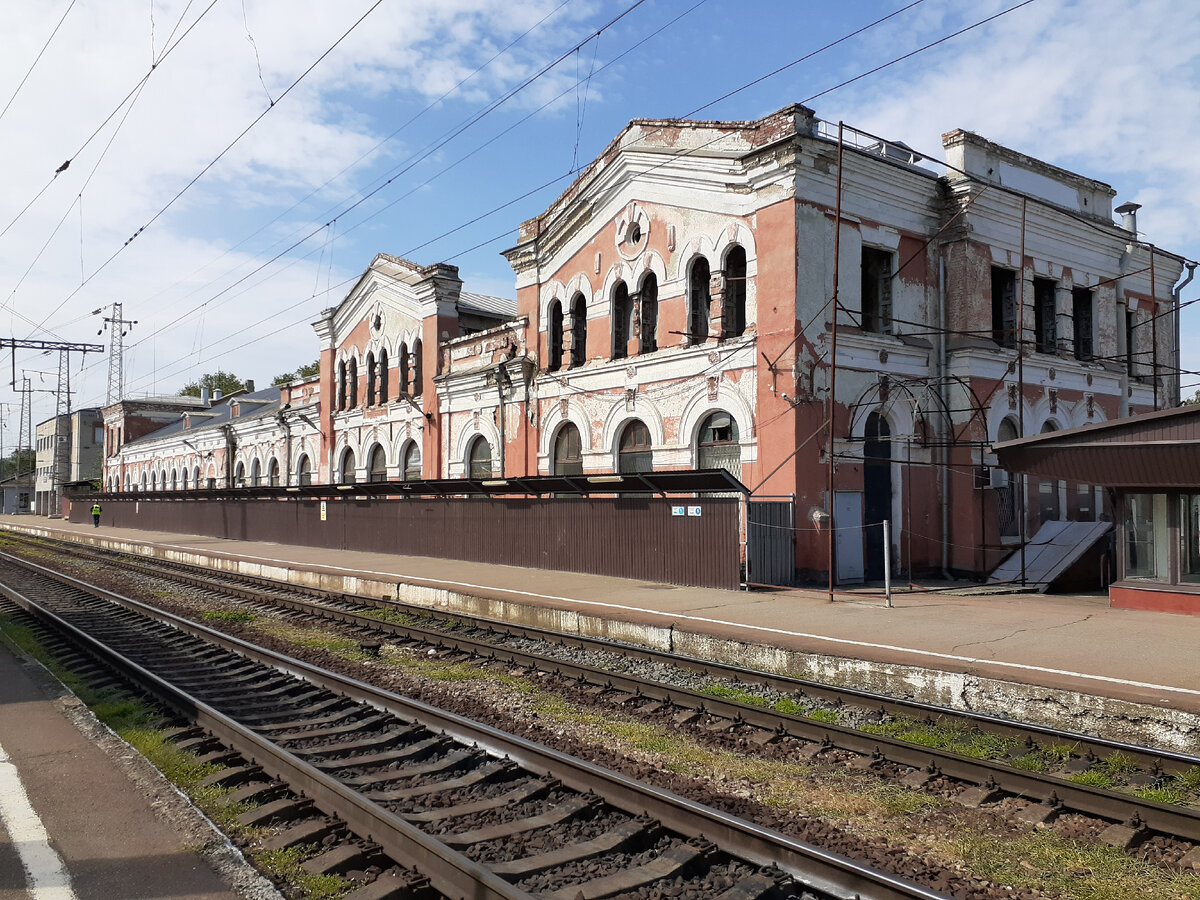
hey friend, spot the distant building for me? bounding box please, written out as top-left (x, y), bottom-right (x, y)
top-left (34, 408), bottom-right (102, 516)
top-left (101, 104), bottom-right (1190, 587)
top-left (0, 474), bottom-right (33, 515)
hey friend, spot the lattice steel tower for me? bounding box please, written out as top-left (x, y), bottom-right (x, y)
top-left (95, 303), bottom-right (136, 404)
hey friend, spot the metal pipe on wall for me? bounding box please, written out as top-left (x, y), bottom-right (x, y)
top-left (826, 122), bottom-right (845, 603)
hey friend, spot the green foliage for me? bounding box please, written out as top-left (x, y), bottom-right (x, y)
top-left (200, 610), bottom-right (257, 624)
top-left (272, 360), bottom-right (321, 385)
top-left (180, 370), bottom-right (247, 397)
top-left (0, 447), bottom-right (36, 481)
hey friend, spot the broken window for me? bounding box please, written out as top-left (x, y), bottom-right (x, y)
top-left (368, 444), bottom-right (387, 482)
top-left (724, 246), bottom-right (747, 338)
top-left (467, 436), bottom-right (493, 479)
top-left (402, 441), bottom-right (422, 481)
top-left (339, 448), bottom-right (356, 485)
top-left (860, 247), bottom-right (893, 334)
top-left (553, 423), bottom-right (583, 476)
top-left (547, 299), bottom-right (564, 372)
top-left (697, 411), bottom-right (740, 480)
top-left (639, 272), bottom-right (658, 354)
top-left (569, 293), bottom-right (587, 368)
top-left (991, 267), bottom-right (1017, 349)
top-left (611, 281), bottom-right (632, 359)
top-left (689, 257), bottom-right (710, 344)
top-left (1033, 278), bottom-right (1057, 354)
top-left (1072, 287), bottom-right (1093, 361)
top-left (617, 419), bottom-right (652, 474)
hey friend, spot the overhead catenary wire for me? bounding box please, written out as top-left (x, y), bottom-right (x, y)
top-left (0, 0), bottom-right (77, 128)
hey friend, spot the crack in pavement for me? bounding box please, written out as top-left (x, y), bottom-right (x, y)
top-left (950, 613), bottom-right (1095, 659)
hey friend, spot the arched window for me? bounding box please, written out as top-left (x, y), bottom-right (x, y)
top-left (398, 343), bottom-right (409, 397)
top-left (639, 272), bottom-right (658, 354)
top-left (412, 339), bottom-right (423, 396)
top-left (234, 461), bottom-right (246, 488)
top-left (171, 469), bottom-right (178, 490)
top-left (193, 466), bottom-right (201, 489)
top-left (697, 412), bottom-right (740, 478)
top-left (339, 448), bottom-right (356, 485)
top-left (467, 436), bottom-right (493, 480)
top-left (547, 300), bottom-right (564, 372)
top-left (569, 293), bottom-right (587, 368)
top-left (723, 246), bottom-right (747, 338)
top-left (617, 420), bottom-right (652, 473)
top-left (297, 455), bottom-right (312, 486)
top-left (368, 444), bottom-right (387, 483)
top-left (689, 257), bottom-right (710, 344)
top-left (996, 416), bottom-right (1020, 538)
top-left (141, 472), bottom-right (148, 491)
top-left (402, 441), bottom-right (422, 481)
top-left (553, 423), bottom-right (583, 476)
top-left (150, 471), bottom-right (157, 491)
top-left (366, 353), bottom-right (377, 406)
top-left (348, 358), bottom-right (358, 408)
top-left (250, 459), bottom-right (261, 486)
top-left (181, 469), bottom-right (189, 490)
top-left (337, 360), bottom-right (347, 410)
top-left (378, 349), bottom-right (389, 403)
top-left (611, 281), bottom-right (632, 359)
top-left (268, 458), bottom-right (280, 487)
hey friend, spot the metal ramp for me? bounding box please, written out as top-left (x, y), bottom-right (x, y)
top-left (988, 520), bottom-right (1112, 592)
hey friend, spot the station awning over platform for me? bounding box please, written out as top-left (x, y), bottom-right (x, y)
top-left (84, 468), bottom-right (749, 501)
top-left (993, 405), bottom-right (1200, 489)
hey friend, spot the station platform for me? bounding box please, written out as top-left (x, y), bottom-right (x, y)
top-left (1, 515), bottom-right (1197, 751)
top-left (0, 629), bottom-right (262, 900)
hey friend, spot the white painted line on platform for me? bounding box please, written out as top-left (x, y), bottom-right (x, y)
top-left (0, 740), bottom-right (77, 900)
top-left (148, 541), bottom-right (1200, 701)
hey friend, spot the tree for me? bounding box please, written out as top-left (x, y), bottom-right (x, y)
top-left (180, 370), bottom-right (247, 397)
top-left (0, 448), bottom-right (35, 481)
top-left (271, 360), bottom-right (320, 386)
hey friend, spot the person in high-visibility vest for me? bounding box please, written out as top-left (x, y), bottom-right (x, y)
top-left (91, 502), bottom-right (101, 528)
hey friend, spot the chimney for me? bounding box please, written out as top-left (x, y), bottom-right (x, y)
top-left (213, 389), bottom-right (223, 401)
top-left (1115, 201), bottom-right (1141, 236)
top-left (200, 387), bottom-right (210, 406)
top-left (245, 379), bottom-right (255, 392)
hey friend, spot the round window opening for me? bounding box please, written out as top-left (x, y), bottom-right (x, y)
top-left (627, 221), bottom-right (641, 245)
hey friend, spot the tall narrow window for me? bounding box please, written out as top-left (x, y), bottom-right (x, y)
top-left (181, 469), bottom-right (189, 490)
top-left (368, 445), bottom-right (387, 482)
top-left (617, 420), bottom-right (652, 473)
top-left (996, 417), bottom-right (1020, 538)
top-left (612, 282), bottom-right (631, 359)
top-left (412, 339), bottom-right (423, 396)
top-left (378, 349), bottom-right (389, 403)
top-left (639, 273), bottom-right (658, 354)
top-left (339, 449), bottom-right (356, 484)
top-left (1125, 307), bottom-right (1137, 377)
top-left (724, 246), bottom-right (747, 338)
top-left (697, 412), bottom-right (740, 479)
top-left (348, 358), bottom-right (359, 407)
top-left (467, 436), bottom-right (493, 479)
top-left (861, 247), bottom-right (893, 334)
top-left (268, 459), bottom-right (280, 487)
top-left (569, 294), bottom-right (587, 368)
top-left (1033, 278), bottom-right (1057, 354)
top-left (547, 300), bottom-right (564, 372)
top-left (297, 455), bottom-right (312, 486)
top-left (234, 462), bottom-right (246, 488)
top-left (402, 441), bottom-right (422, 481)
top-left (689, 257), bottom-right (710, 344)
top-left (250, 459), bottom-right (261, 486)
top-left (366, 353), bottom-right (377, 405)
top-left (1072, 287), bottom-right (1093, 361)
top-left (553, 424), bottom-right (583, 476)
top-left (991, 267), bottom-right (1017, 349)
top-left (398, 343), bottom-right (410, 396)
top-left (337, 361), bottom-right (347, 410)
top-left (193, 467), bottom-right (201, 489)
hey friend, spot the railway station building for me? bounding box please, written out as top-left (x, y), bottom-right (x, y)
top-left (100, 103), bottom-right (1190, 589)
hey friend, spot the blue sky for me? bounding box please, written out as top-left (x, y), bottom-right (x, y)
top-left (0, 0), bottom-right (1197, 431)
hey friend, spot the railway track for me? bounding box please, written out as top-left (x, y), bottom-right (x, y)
top-left (0, 547), bottom-right (952, 900)
top-left (7, 530), bottom-right (1198, 862)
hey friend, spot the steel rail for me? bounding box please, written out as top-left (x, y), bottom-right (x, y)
top-left (0, 549), bottom-right (951, 900)
top-left (22, 529), bottom-right (1198, 777)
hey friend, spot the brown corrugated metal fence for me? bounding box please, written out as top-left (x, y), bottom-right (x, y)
top-left (69, 495), bottom-right (741, 589)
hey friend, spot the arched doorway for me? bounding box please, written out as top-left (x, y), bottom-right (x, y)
top-left (553, 424), bottom-right (583, 476)
top-left (864, 411), bottom-right (892, 581)
top-left (467, 436), bottom-right (493, 479)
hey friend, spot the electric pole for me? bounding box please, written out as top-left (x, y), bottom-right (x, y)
top-left (95, 303), bottom-right (136, 404)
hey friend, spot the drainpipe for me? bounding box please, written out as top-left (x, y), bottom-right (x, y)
top-left (277, 412), bottom-right (292, 485)
top-left (1173, 262), bottom-right (1197, 406)
top-left (937, 255), bottom-right (951, 579)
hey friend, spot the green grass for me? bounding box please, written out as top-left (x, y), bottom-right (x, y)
top-left (699, 684), bottom-right (839, 723)
top-left (1069, 769), bottom-right (1117, 789)
top-left (861, 716), bottom-right (1018, 760)
top-left (359, 607), bottom-right (418, 626)
top-left (250, 846), bottom-right (353, 899)
top-left (199, 609), bottom-right (257, 624)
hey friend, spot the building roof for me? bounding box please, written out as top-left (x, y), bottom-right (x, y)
top-left (124, 386), bottom-right (282, 447)
top-left (459, 291), bottom-right (516, 319)
top-left (993, 405), bottom-right (1200, 489)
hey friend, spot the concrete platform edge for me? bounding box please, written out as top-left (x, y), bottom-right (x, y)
top-left (0, 607), bottom-right (283, 900)
top-left (5, 521), bottom-right (1198, 753)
